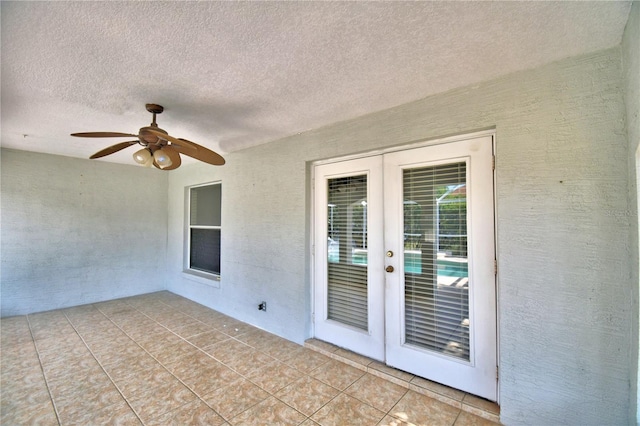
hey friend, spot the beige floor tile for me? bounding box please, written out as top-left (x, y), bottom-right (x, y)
top-left (0, 340), bottom-right (38, 358)
top-left (202, 337), bottom-right (253, 363)
top-left (388, 390), bottom-right (460, 426)
top-left (42, 355), bottom-right (93, 377)
top-left (125, 323), bottom-right (172, 341)
top-left (235, 328), bottom-right (279, 346)
top-left (187, 329), bottom-right (229, 348)
top-left (255, 338), bottom-right (303, 361)
top-left (305, 338), bottom-right (340, 354)
top-left (214, 319), bottom-right (258, 337)
top-left (136, 329), bottom-right (184, 351)
top-left (128, 381), bottom-right (197, 422)
top-left (454, 410), bottom-right (501, 426)
top-left (147, 399), bottom-right (227, 426)
top-left (48, 371), bottom-right (120, 404)
top-left (55, 393), bottom-right (128, 424)
top-left (0, 399), bottom-right (58, 426)
top-left (311, 393), bottom-right (385, 426)
top-left (37, 345), bottom-right (94, 368)
top-left (181, 363), bottom-right (242, 396)
top-left (201, 377), bottom-right (270, 420)
top-left (410, 376), bottom-right (465, 402)
top-left (345, 373), bottom-right (408, 412)
top-left (112, 365), bottom-right (176, 399)
top-left (223, 347), bottom-right (276, 376)
top-left (1, 383), bottom-right (52, 410)
top-left (282, 347), bottom-right (331, 373)
top-left (246, 360), bottom-right (304, 393)
top-left (1, 365), bottom-right (47, 390)
top-left (171, 321), bottom-right (214, 338)
top-left (231, 396), bottom-right (307, 426)
top-left (34, 332), bottom-right (85, 353)
top-left (160, 318), bottom-right (201, 334)
top-left (148, 341), bottom-right (200, 364)
top-left (42, 358), bottom-right (105, 383)
top-left (165, 352), bottom-right (218, 378)
top-left (368, 361), bottom-right (415, 383)
top-left (61, 399), bottom-right (141, 425)
top-left (334, 349), bottom-right (373, 367)
top-left (311, 359), bottom-right (366, 391)
top-left (462, 394), bottom-right (500, 415)
top-left (377, 415), bottom-right (415, 426)
top-left (0, 348), bottom-right (41, 375)
top-left (103, 354), bottom-right (162, 381)
top-left (275, 375), bottom-right (340, 416)
top-left (92, 343), bottom-right (149, 365)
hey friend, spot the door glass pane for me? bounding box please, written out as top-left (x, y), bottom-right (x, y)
top-left (403, 162), bottom-right (469, 361)
top-left (327, 175), bottom-right (368, 330)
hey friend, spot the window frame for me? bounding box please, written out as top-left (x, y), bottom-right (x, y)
top-left (183, 181), bottom-right (222, 285)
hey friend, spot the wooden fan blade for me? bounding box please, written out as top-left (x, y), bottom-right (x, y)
top-left (89, 141), bottom-right (138, 159)
top-left (72, 132), bottom-right (138, 138)
top-left (159, 146), bottom-right (181, 170)
top-left (173, 139), bottom-right (225, 166)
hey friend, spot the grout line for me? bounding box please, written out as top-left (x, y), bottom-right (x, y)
top-left (25, 314), bottom-right (62, 426)
top-left (60, 308), bottom-right (146, 425)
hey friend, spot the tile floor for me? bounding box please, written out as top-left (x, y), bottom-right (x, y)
top-left (1, 291), bottom-right (499, 425)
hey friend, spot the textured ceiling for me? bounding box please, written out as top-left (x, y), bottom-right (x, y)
top-left (0, 1), bottom-right (632, 166)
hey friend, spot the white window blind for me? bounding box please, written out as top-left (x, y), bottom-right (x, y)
top-left (326, 175), bottom-right (368, 330)
top-left (403, 162), bottom-right (470, 360)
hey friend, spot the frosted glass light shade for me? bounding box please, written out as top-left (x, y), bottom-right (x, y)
top-left (133, 148), bottom-right (153, 167)
top-left (153, 148), bottom-right (172, 168)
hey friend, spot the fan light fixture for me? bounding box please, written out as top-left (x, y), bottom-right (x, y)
top-left (133, 148), bottom-right (153, 167)
top-left (153, 148), bottom-right (173, 168)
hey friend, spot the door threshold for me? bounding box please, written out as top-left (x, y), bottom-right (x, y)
top-left (305, 338), bottom-right (500, 424)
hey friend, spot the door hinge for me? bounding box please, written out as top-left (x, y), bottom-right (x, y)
top-left (494, 259), bottom-right (497, 275)
top-left (496, 365), bottom-right (499, 380)
top-left (492, 155), bottom-right (495, 171)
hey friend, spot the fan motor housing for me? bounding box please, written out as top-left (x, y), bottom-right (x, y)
top-left (139, 126), bottom-right (168, 145)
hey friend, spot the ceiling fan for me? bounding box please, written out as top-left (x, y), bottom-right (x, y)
top-left (71, 104), bottom-right (225, 170)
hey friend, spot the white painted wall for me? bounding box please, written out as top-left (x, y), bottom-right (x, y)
top-left (622, 2), bottom-right (640, 424)
top-left (167, 47), bottom-right (632, 424)
top-left (0, 149), bottom-right (168, 316)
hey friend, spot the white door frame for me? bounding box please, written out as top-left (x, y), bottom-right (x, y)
top-left (310, 130), bottom-right (499, 399)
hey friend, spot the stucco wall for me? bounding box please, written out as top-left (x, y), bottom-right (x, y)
top-left (166, 47), bottom-right (632, 424)
top-left (0, 149), bottom-right (168, 316)
top-left (622, 2), bottom-right (640, 424)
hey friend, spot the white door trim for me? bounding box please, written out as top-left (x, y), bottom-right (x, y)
top-left (310, 131), bottom-right (498, 400)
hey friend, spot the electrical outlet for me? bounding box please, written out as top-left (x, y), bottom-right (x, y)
top-left (258, 301), bottom-right (267, 312)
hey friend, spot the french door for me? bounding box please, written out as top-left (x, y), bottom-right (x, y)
top-left (313, 135), bottom-right (497, 400)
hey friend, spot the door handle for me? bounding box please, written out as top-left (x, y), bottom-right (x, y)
top-left (385, 265), bottom-right (394, 273)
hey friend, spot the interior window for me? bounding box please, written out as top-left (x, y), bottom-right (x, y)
top-left (188, 183), bottom-right (221, 276)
